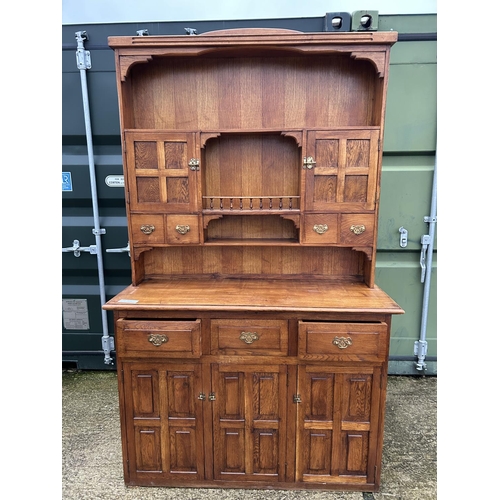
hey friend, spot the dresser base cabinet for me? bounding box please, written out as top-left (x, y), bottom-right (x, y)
top-left (105, 279), bottom-right (403, 492)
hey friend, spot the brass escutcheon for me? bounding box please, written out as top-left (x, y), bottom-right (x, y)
top-left (140, 224), bottom-right (155, 235)
top-left (240, 331), bottom-right (259, 344)
top-left (332, 336), bottom-right (353, 349)
top-left (175, 224), bottom-right (190, 235)
top-left (313, 224), bottom-right (328, 235)
top-left (303, 156), bottom-right (316, 169)
top-left (350, 224), bottom-right (366, 235)
top-left (148, 333), bottom-right (168, 346)
top-left (188, 158), bottom-right (200, 170)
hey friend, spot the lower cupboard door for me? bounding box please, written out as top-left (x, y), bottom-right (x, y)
top-left (122, 362), bottom-right (205, 483)
top-left (211, 363), bottom-right (288, 482)
top-left (296, 365), bottom-right (382, 486)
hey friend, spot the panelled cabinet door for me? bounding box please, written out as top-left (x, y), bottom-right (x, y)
top-left (211, 364), bottom-right (288, 483)
top-left (296, 365), bottom-right (381, 487)
top-left (122, 362), bottom-right (205, 483)
top-left (125, 131), bottom-right (199, 213)
top-left (304, 130), bottom-right (380, 212)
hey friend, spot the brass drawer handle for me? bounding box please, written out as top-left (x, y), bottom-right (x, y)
top-left (148, 333), bottom-right (169, 346)
top-left (350, 224), bottom-right (366, 235)
top-left (313, 224), bottom-right (328, 235)
top-left (240, 331), bottom-right (259, 344)
top-left (140, 224), bottom-right (155, 235)
top-left (332, 336), bottom-right (352, 349)
top-left (175, 224), bottom-right (190, 235)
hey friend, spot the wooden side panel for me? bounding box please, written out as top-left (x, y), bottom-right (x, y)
top-left (212, 364), bottom-right (287, 482)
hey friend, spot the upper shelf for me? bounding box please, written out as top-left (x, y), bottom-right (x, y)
top-left (109, 28), bottom-right (398, 81)
top-left (110, 29), bottom-right (397, 131)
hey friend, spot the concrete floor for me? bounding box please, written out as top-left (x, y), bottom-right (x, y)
top-left (62, 371), bottom-right (436, 500)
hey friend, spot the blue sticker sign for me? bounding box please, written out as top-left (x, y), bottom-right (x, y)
top-left (62, 172), bottom-right (73, 192)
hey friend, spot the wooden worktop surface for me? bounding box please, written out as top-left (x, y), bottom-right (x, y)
top-left (103, 277), bottom-right (404, 314)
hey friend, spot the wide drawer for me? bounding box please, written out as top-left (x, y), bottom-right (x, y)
top-left (298, 321), bottom-right (388, 362)
top-left (211, 319), bottom-right (288, 355)
top-left (116, 319), bottom-right (201, 358)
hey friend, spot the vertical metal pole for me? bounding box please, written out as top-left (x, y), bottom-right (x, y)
top-left (415, 145), bottom-right (437, 371)
top-left (75, 31), bottom-right (112, 365)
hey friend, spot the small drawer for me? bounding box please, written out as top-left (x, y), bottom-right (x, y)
top-left (130, 214), bottom-right (165, 244)
top-left (340, 214), bottom-right (375, 245)
top-left (116, 319), bottom-right (201, 358)
top-left (298, 321), bottom-right (388, 362)
top-left (211, 319), bottom-right (288, 355)
top-left (166, 215), bottom-right (200, 244)
top-left (302, 214), bottom-right (339, 244)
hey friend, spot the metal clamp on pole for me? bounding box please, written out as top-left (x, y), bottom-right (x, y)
top-left (106, 242), bottom-right (130, 257)
top-left (75, 31), bottom-right (91, 70)
top-left (62, 239), bottom-right (97, 258)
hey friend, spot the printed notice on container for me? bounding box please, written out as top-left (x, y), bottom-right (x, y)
top-left (62, 298), bottom-right (90, 330)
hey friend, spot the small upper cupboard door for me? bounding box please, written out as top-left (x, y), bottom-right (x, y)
top-left (125, 131), bottom-right (199, 213)
top-left (304, 130), bottom-right (380, 212)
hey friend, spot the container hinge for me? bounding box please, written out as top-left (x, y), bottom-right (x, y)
top-left (414, 340), bottom-right (428, 370)
top-left (75, 31), bottom-right (91, 70)
top-left (101, 336), bottom-right (115, 352)
top-left (293, 394), bottom-right (302, 403)
top-left (424, 216), bottom-right (437, 223)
